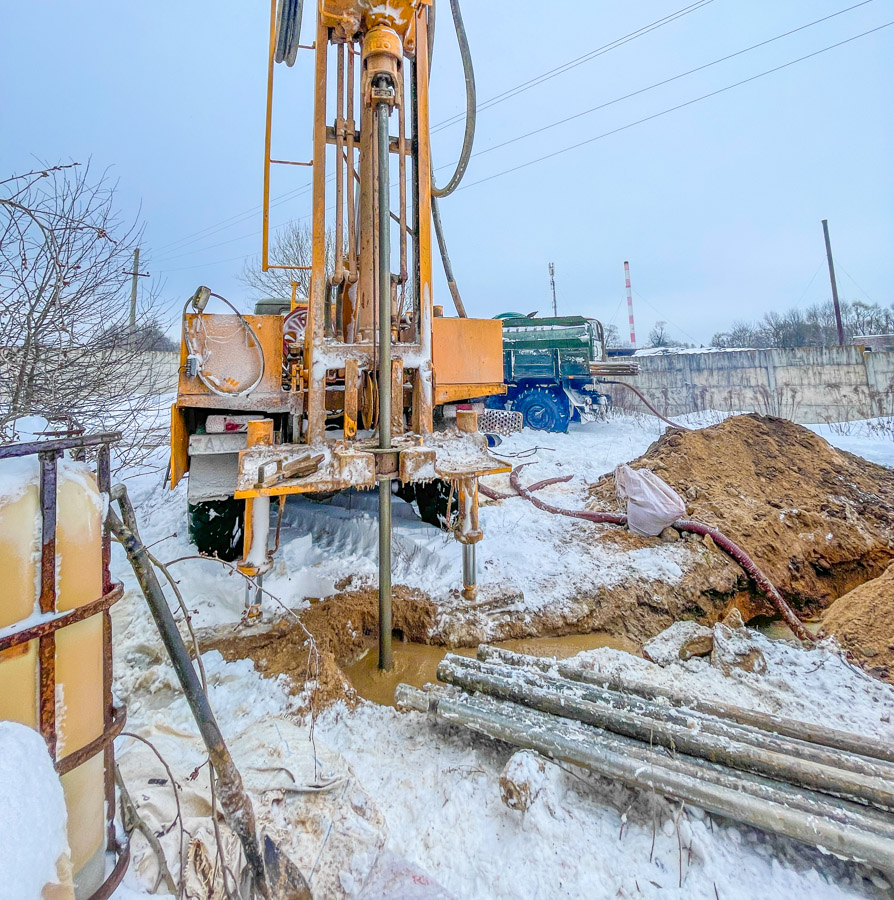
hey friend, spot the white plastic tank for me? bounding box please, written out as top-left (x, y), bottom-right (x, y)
top-left (0, 454), bottom-right (106, 898)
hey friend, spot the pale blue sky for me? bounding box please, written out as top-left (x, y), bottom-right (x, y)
top-left (1, 0), bottom-right (891, 344)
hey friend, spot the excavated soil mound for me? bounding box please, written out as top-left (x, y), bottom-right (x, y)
top-left (589, 414), bottom-right (894, 618)
top-left (821, 564), bottom-right (894, 682)
top-left (199, 586), bottom-right (439, 707)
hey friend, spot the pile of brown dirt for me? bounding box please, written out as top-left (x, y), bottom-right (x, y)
top-left (589, 414), bottom-right (894, 619)
top-left (199, 586), bottom-right (439, 707)
top-left (821, 564), bottom-right (894, 682)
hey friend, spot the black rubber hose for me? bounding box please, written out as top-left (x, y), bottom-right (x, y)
top-left (432, 195), bottom-right (467, 316)
top-left (601, 380), bottom-right (691, 431)
top-left (430, 0), bottom-right (476, 198)
top-left (274, 0), bottom-right (304, 67)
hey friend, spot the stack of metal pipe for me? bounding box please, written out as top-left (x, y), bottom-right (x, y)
top-left (397, 645), bottom-right (894, 873)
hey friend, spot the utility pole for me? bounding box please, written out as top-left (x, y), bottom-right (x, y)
top-left (624, 260), bottom-right (637, 347)
top-left (124, 248), bottom-right (149, 329)
top-left (549, 262), bottom-right (557, 317)
top-left (822, 220), bottom-right (845, 346)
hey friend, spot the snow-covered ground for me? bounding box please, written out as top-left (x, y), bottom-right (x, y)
top-left (807, 418), bottom-right (894, 469)
top-left (5, 407), bottom-right (894, 898)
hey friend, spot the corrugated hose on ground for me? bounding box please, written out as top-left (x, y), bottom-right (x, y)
top-left (484, 464), bottom-right (816, 644)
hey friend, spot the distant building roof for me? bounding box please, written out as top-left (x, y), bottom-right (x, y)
top-left (853, 335), bottom-right (894, 352)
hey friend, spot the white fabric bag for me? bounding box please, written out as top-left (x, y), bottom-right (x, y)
top-left (614, 463), bottom-right (686, 536)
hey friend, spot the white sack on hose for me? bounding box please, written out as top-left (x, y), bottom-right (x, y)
top-left (615, 464), bottom-right (686, 537)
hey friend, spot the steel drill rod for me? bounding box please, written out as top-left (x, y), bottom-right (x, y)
top-left (447, 655), bottom-right (894, 783)
top-left (437, 656), bottom-right (894, 810)
top-left (376, 93), bottom-right (393, 671)
top-left (462, 543), bottom-right (476, 594)
top-left (398, 685), bottom-right (894, 871)
top-left (477, 645), bottom-right (894, 764)
top-left (399, 680), bottom-right (894, 840)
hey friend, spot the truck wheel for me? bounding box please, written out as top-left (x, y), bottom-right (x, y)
top-left (188, 498), bottom-right (244, 562)
top-left (515, 388), bottom-right (571, 433)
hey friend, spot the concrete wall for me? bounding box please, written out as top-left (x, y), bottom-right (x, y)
top-left (609, 346), bottom-right (894, 424)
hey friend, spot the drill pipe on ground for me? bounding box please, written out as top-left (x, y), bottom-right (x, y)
top-left (437, 655), bottom-right (894, 811)
top-left (477, 645), bottom-right (894, 765)
top-left (444, 655), bottom-right (894, 783)
top-left (398, 684), bottom-right (894, 872)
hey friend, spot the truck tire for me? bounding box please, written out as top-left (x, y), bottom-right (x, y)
top-left (188, 498), bottom-right (245, 562)
top-left (515, 387), bottom-right (571, 433)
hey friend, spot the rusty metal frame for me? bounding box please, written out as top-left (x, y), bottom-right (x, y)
top-left (0, 432), bottom-right (128, 900)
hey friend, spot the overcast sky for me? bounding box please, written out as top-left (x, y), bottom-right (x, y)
top-left (2, 0), bottom-right (891, 345)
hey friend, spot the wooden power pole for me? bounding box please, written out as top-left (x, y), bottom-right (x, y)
top-left (125, 248), bottom-right (149, 329)
top-left (821, 220), bottom-right (845, 346)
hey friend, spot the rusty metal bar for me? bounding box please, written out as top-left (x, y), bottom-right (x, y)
top-left (307, 14), bottom-right (330, 443)
top-left (0, 586), bottom-right (122, 652)
top-left (38, 451), bottom-right (58, 754)
top-left (0, 431), bottom-right (121, 459)
top-left (262, 0), bottom-right (277, 271)
top-left (1, 431), bottom-right (127, 900)
top-left (333, 41), bottom-right (346, 286)
top-left (346, 42), bottom-right (358, 289)
top-left (56, 703), bottom-right (126, 776)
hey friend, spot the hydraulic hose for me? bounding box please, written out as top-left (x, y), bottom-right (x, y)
top-left (181, 291), bottom-right (266, 398)
top-left (428, 0), bottom-right (475, 317)
top-left (507, 464), bottom-right (816, 644)
top-left (429, 0), bottom-right (476, 199)
top-left (601, 380), bottom-right (691, 431)
top-left (432, 195), bottom-right (467, 317)
top-left (274, 0), bottom-right (304, 66)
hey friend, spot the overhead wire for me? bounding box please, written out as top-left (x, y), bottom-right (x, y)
top-left (155, 8), bottom-right (891, 284)
top-left (430, 0), bottom-right (718, 134)
top-left (464, 0), bottom-right (880, 164)
top-left (151, 0), bottom-right (718, 263)
top-left (455, 21), bottom-right (894, 193)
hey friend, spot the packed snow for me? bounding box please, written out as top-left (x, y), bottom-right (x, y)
top-left (4, 407), bottom-right (894, 898)
top-left (0, 722), bottom-right (71, 900)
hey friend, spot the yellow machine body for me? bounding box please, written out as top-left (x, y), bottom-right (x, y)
top-left (172, 0), bottom-right (506, 606)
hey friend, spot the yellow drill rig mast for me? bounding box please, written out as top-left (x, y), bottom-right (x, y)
top-left (171, 0), bottom-right (506, 669)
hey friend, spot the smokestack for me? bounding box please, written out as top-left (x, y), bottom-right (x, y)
top-left (624, 260), bottom-right (636, 347)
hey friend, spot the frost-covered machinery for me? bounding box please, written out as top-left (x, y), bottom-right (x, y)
top-left (170, 0), bottom-right (506, 667)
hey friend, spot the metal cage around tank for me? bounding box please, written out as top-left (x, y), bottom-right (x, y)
top-left (0, 432), bottom-right (129, 900)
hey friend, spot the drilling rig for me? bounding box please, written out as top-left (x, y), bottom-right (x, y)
top-left (170, 0), bottom-right (506, 668)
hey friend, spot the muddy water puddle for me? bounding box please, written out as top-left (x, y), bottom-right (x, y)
top-left (755, 619), bottom-right (823, 641)
top-left (344, 633), bottom-right (641, 707)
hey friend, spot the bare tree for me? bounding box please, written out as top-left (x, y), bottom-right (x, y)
top-left (647, 320), bottom-right (686, 348)
top-left (240, 220), bottom-right (335, 301)
top-left (0, 162), bottom-right (169, 468)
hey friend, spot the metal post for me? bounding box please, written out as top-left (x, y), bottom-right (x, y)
top-left (376, 86), bottom-right (394, 671)
top-left (129, 247), bottom-right (140, 329)
top-left (462, 543), bottom-right (476, 596)
top-left (822, 220), bottom-right (845, 346)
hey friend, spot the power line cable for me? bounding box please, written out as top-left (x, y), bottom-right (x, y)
top-left (431, 0), bottom-right (717, 133)
top-left (840, 266), bottom-right (879, 304)
top-left (457, 21), bottom-right (894, 193)
top-left (152, 1), bottom-right (717, 256)
top-left (466, 0), bottom-right (878, 163)
top-left (633, 287), bottom-right (701, 344)
top-left (795, 260), bottom-right (826, 305)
